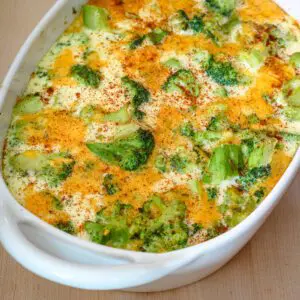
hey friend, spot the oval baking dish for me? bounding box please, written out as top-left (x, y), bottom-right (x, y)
top-left (0, 0), bottom-right (300, 292)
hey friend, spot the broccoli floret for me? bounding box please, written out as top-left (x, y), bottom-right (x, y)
top-left (180, 121), bottom-right (195, 138)
top-left (207, 115), bottom-right (230, 131)
top-left (204, 144), bottom-right (244, 184)
top-left (238, 165), bottom-right (271, 190)
top-left (122, 76), bottom-right (150, 120)
top-left (281, 77), bottom-right (300, 108)
top-left (205, 0), bottom-right (236, 16)
top-left (148, 28), bottom-right (168, 45)
top-left (239, 48), bottom-right (267, 71)
top-left (86, 128), bottom-right (155, 171)
top-left (248, 140), bottom-right (276, 169)
top-left (169, 10), bottom-right (190, 32)
top-left (207, 187), bottom-right (218, 200)
top-left (129, 29), bottom-right (168, 49)
top-left (189, 15), bottom-right (205, 33)
top-left (247, 113), bottom-right (260, 124)
top-left (8, 120), bottom-right (30, 146)
top-left (170, 154), bottom-right (189, 173)
top-left (13, 94), bottom-right (44, 115)
top-left (284, 107), bottom-right (300, 121)
top-left (170, 10), bottom-right (204, 34)
top-left (129, 35), bottom-right (146, 50)
top-left (103, 105), bottom-right (131, 124)
top-left (241, 139), bottom-right (255, 158)
top-left (138, 197), bottom-right (188, 252)
top-left (85, 197), bottom-right (188, 252)
top-left (155, 154), bottom-right (168, 173)
top-left (55, 221), bottom-right (75, 235)
top-left (191, 223), bottom-right (203, 235)
top-left (290, 52), bottom-right (300, 69)
top-left (254, 188), bottom-right (265, 202)
top-left (83, 5), bottom-right (109, 31)
top-left (163, 58), bottom-right (182, 70)
top-left (85, 201), bottom-right (134, 248)
top-left (206, 56), bottom-right (239, 86)
top-left (214, 86), bottom-right (229, 98)
top-left (51, 195), bottom-right (64, 210)
top-left (71, 64), bottom-right (101, 88)
top-left (194, 130), bottom-right (223, 146)
top-left (103, 174), bottom-right (119, 195)
top-left (41, 155), bottom-right (75, 187)
top-left (10, 151), bottom-right (75, 187)
top-left (162, 69), bottom-right (200, 97)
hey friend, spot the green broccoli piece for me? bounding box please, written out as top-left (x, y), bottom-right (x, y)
top-left (103, 105), bottom-right (131, 124)
top-left (155, 154), bottom-right (168, 173)
top-left (207, 115), bottom-right (230, 131)
top-left (163, 58), bottom-right (182, 70)
top-left (205, 0), bottom-right (236, 16)
top-left (207, 187), bottom-right (218, 200)
top-left (180, 121), bottom-right (195, 138)
top-left (214, 86), bottom-right (229, 98)
top-left (193, 50), bottom-right (211, 68)
top-left (55, 221), bottom-right (75, 235)
top-left (103, 174), bottom-right (119, 195)
top-left (83, 5), bottom-right (109, 31)
top-left (193, 130), bottom-right (222, 146)
top-left (122, 76), bottom-right (150, 120)
top-left (138, 197), bottom-right (188, 252)
top-left (85, 201), bottom-right (135, 248)
top-left (169, 10), bottom-right (204, 34)
top-left (129, 35), bottom-right (146, 50)
top-left (254, 188), bottom-right (265, 202)
top-left (51, 195), bottom-right (64, 210)
top-left (71, 64), bottom-right (101, 88)
top-left (205, 144), bottom-right (244, 184)
top-left (247, 113), bottom-right (260, 124)
top-left (129, 29), bottom-right (168, 49)
top-left (284, 107), bottom-right (300, 121)
top-left (86, 128), bottom-right (155, 171)
top-left (290, 52), bottom-right (300, 69)
top-left (112, 123), bottom-right (140, 140)
top-left (282, 78), bottom-right (300, 108)
top-left (8, 120), bottom-right (30, 146)
top-left (191, 223), bottom-right (203, 235)
top-left (85, 197), bottom-right (188, 252)
top-left (10, 151), bottom-right (75, 187)
top-left (238, 165), bottom-right (271, 190)
top-left (40, 156), bottom-right (75, 187)
top-left (148, 28), bottom-right (168, 45)
top-left (13, 95), bottom-right (44, 115)
top-left (85, 222), bottom-right (105, 244)
top-left (206, 56), bottom-right (239, 86)
top-left (162, 69), bottom-right (200, 97)
top-left (188, 15), bottom-right (205, 33)
top-left (248, 140), bottom-right (276, 169)
top-left (169, 10), bottom-right (190, 32)
top-left (239, 48), bottom-right (267, 70)
top-left (170, 154), bottom-right (189, 173)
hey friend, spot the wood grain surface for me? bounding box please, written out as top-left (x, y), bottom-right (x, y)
top-left (0, 1), bottom-right (300, 299)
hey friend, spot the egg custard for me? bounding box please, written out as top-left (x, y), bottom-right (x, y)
top-left (3, 0), bottom-right (300, 252)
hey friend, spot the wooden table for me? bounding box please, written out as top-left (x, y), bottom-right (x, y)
top-left (1, 1), bottom-right (300, 299)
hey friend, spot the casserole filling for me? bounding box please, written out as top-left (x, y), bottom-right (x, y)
top-left (3, 0), bottom-right (300, 252)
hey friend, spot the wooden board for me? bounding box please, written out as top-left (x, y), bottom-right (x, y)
top-left (0, 1), bottom-right (300, 299)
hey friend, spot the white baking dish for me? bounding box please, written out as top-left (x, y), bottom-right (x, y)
top-left (0, 0), bottom-right (299, 292)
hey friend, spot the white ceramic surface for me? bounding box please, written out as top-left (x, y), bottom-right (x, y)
top-left (0, 0), bottom-right (299, 292)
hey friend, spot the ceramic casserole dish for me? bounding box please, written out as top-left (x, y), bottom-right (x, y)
top-left (0, 0), bottom-right (300, 292)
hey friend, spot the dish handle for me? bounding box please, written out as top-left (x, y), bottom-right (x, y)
top-left (0, 210), bottom-right (200, 290)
